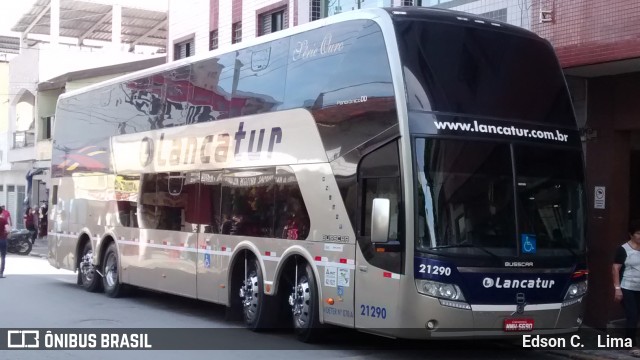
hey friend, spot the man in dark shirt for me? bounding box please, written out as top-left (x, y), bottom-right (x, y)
top-left (0, 214), bottom-right (9, 278)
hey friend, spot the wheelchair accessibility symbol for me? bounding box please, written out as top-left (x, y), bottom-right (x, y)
top-left (521, 234), bottom-right (537, 254)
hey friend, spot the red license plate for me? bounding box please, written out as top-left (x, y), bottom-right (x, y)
top-left (503, 318), bottom-right (534, 332)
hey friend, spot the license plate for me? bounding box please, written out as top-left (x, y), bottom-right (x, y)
top-left (503, 318), bottom-right (534, 332)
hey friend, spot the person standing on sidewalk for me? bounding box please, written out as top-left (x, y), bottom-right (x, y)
top-left (613, 220), bottom-right (640, 357)
top-left (0, 213), bottom-right (10, 278)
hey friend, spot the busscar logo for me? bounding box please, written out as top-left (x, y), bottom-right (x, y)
top-left (7, 330), bottom-right (40, 348)
top-left (504, 261), bottom-right (534, 267)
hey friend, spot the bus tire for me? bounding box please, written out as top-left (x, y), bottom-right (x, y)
top-left (102, 242), bottom-right (128, 298)
top-left (78, 241), bottom-right (103, 293)
top-left (291, 262), bottom-right (321, 343)
top-left (240, 256), bottom-right (274, 331)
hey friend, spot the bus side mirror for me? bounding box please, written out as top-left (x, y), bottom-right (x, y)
top-left (371, 198), bottom-right (390, 243)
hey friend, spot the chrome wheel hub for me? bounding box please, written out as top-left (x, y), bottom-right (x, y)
top-left (289, 276), bottom-right (310, 329)
top-left (105, 253), bottom-right (117, 288)
top-left (240, 272), bottom-right (260, 323)
top-left (80, 250), bottom-right (95, 283)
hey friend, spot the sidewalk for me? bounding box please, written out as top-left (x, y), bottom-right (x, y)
top-left (29, 238), bottom-right (48, 259)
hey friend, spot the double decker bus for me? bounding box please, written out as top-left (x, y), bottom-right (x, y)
top-left (48, 6), bottom-right (587, 341)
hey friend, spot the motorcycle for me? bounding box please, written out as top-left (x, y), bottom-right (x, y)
top-left (7, 229), bottom-right (33, 255)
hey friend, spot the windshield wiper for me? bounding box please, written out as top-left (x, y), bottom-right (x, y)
top-left (430, 242), bottom-right (502, 262)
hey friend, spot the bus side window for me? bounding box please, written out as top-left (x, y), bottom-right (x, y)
top-left (200, 172), bottom-right (222, 234)
top-left (274, 167), bottom-right (310, 240)
top-left (220, 168), bottom-right (275, 238)
top-left (138, 173), bottom-right (160, 229)
top-left (357, 140), bottom-right (403, 274)
top-left (359, 141), bottom-right (401, 241)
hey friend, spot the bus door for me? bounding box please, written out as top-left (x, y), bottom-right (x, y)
top-left (354, 141), bottom-right (404, 331)
top-left (195, 170), bottom-right (224, 302)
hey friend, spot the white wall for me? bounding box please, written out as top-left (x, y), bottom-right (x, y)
top-left (168, 0), bottom-right (534, 61)
top-left (7, 45), bottom-right (39, 170)
top-left (168, 0), bottom-right (210, 60)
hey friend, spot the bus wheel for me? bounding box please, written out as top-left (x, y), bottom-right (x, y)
top-left (78, 241), bottom-right (103, 293)
top-left (289, 262), bottom-right (320, 342)
top-left (102, 242), bottom-right (128, 298)
top-left (240, 257), bottom-right (267, 331)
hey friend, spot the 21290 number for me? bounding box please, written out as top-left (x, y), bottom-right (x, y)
top-left (418, 264), bottom-right (451, 276)
top-left (360, 305), bottom-right (387, 319)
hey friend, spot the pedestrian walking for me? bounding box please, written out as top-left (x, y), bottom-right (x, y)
top-left (613, 220), bottom-right (640, 357)
top-left (0, 205), bottom-right (12, 227)
top-left (0, 212), bottom-right (10, 279)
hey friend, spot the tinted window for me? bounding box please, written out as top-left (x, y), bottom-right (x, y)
top-left (233, 38), bottom-right (289, 117)
top-left (220, 168), bottom-right (275, 237)
top-left (200, 171), bottom-right (223, 233)
top-left (121, 74), bottom-right (167, 130)
top-left (284, 20), bottom-right (397, 160)
top-left (274, 167), bottom-right (310, 240)
top-left (162, 66), bottom-right (192, 127)
top-left (415, 138), bottom-right (516, 255)
top-left (283, 22), bottom-right (356, 109)
top-left (138, 173), bottom-right (160, 229)
top-left (515, 146), bottom-right (585, 252)
top-left (156, 172), bottom-right (198, 232)
top-left (191, 52), bottom-right (237, 121)
top-left (52, 93), bottom-right (112, 177)
top-left (396, 20), bottom-right (575, 125)
top-left (115, 175), bottom-right (140, 228)
top-left (357, 141), bottom-right (403, 273)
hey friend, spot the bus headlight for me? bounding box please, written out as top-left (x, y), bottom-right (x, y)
top-left (564, 280), bottom-right (588, 300)
top-left (416, 279), bottom-right (466, 301)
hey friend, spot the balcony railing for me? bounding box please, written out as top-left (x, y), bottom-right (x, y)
top-left (13, 131), bottom-right (35, 149)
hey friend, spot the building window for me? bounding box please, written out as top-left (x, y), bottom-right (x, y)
top-left (402, 0), bottom-right (413, 5)
top-left (310, 0), bottom-right (322, 21)
top-left (479, 8), bottom-right (507, 23)
top-left (174, 38), bottom-right (194, 60)
top-left (209, 30), bottom-right (218, 50)
top-left (40, 115), bottom-right (52, 140)
top-left (272, 10), bottom-right (284, 32)
top-left (259, 9), bottom-right (287, 36)
top-left (232, 22), bottom-right (242, 44)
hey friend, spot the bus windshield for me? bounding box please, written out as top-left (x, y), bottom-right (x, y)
top-left (415, 138), bottom-right (586, 257)
top-left (395, 18), bottom-right (575, 125)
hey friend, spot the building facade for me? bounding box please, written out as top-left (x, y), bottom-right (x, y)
top-left (166, 0), bottom-right (640, 329)
top-left (3, 0), bottom-right (168, 229)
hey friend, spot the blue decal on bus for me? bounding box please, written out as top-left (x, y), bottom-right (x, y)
top-left (521, 234), bottom-right (537, 254)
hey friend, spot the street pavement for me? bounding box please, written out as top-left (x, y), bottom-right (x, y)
top-left (18, 238), bottom-right (637, 360)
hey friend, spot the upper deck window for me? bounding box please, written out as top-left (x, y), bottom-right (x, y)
top-left (395, 19), bottom-right (576, 126)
